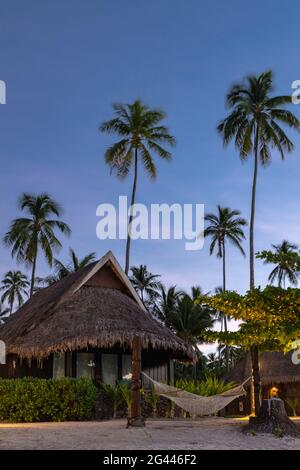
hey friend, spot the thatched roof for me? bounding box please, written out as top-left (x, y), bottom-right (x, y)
top-left (225, 351), bottom-right (300, 385)
top-left (0, 251), bottom-right (193, 361)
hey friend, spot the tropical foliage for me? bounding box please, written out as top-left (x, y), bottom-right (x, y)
top-left (100, 100), bottom-right (175, 274)
top-left (175, 374), bottom-right (236, 397)
top-left (204, 206), bottom-right (247, 368)
top-left (130, 264), bottom-right (161, 307)
top-left (218, 70), bottom-right (300, 290)
top-left (118, 382), bottom-right (132, 418)
top-left (100, 383), bottom-right (123, 419)
top-left (0, 270), bottom-right (29, 314)
top-left (218, 70), bottom-right (300, 414)
top-left (256, 240), bottom-right (300, 287)
top-left (202, 287), bottom-right (300, 351)
top-left (54, 248), bottom-right (96, 279)
top-left (3, 193), bottom-right (71, 296)
top-left (0, 377), bottom-right (96, 422)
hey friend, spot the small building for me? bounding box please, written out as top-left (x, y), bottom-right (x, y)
top-left (0, 251), bottom-right (193, 384)
top-left (224, 351), bottom-right (300, 416)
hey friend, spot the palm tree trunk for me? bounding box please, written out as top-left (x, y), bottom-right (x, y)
top-left (125, 148), bottom-right (138, 275)
top-left (30, 249), bottom-right (38, 297)
top-left (250, 128), bottom-right (259, 291)
top-left (250, 124), bottom-right (261, 416)
top-left (251, 345), bottom-right (261, 415)
top-left (222, 241), bottom-right (229, 371)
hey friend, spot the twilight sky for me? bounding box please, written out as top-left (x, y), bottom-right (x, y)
top-left (1, 0), bottom-right (300, 310)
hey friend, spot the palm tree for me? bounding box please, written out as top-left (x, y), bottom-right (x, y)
top-left (191, 285), bottom-right (208, 300)
top-left (204, 206), bottom-right (247, 367)
top-left (164, 293), bottom-right (214, 346)
top-left (0, 303), bottom-right (10, 323)
top-left (0, 271), bottom-right (29, 314)
top-left (218, 344), bottom-right (245, 368)
top-left (206, 352), bottom-right (222, 371)
top-left (217, 71), bottom-right (300, 414)
top-left (54, 248), bottom-right (96, 279)
top-left (153, 284), bottom-right (183, 322)
top-left (218, 71), bottom-right (300, 290)
top-left (205, 206), bottom-right (247, 294)
top-left (34, 249), bottom-right (97, 291)
top-left (130, 265), bottom-right (161, 306)
top-left (3, 193), bottom-right (71, 296)
top-left (100, 100), bottom-right (176, 274)
top-left (213, 286), bottom-right (227, 332)
top-left (259, 240), bottom-right (300, 287)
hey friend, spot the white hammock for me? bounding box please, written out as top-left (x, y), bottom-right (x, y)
top-left (142, 373), bottom-right (250, 417)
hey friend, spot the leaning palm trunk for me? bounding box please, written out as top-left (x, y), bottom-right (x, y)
top-left (125, 150), bottom-right (138, 275)
top-left (249, 126), bottom-right (261, 415)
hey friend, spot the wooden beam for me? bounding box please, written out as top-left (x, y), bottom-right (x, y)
top-left (127, 336), bottom-right (145, 427)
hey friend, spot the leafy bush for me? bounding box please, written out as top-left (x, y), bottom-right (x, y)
top-left (175, 374), bottom-right (236, 396)
top-left (100, 383), bottom-right (123, 418)
top-left (142, 389), bottom-right (160, 418)
top-left (197, 375), bottom-right (236, 396)
top-left (0, 377), bottom-right (96, 422)
top-left (118, 382), bottom-right (132, 417)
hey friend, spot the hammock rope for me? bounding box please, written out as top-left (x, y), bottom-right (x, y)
top-left (142, 373), bottom-right (250, 417)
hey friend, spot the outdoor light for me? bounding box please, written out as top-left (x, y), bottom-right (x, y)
top-left (270, 386), bottom-right (279, 397)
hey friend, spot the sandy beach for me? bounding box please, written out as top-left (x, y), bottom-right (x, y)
top-left (0, 417), bottom-right (299, 450)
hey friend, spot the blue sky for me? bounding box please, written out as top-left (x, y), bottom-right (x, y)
top-left (1, 0), bottom-right (300, 307)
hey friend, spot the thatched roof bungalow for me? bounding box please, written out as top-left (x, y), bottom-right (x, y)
top-left (224, 351), bottom-right (300, 416)
top-left (0, 251), bottom-right (193, 385)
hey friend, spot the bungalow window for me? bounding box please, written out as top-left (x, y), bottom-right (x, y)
top-left (52, 352), bottom-right (65, 379)
top-left (122, 354), bottom-right (132, 379)
top-left (101, 353), bottom-right (118, 385)
top-left (76, 352), bottom-right (95, 379)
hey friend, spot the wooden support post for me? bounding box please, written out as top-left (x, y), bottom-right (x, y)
top-left (127, 336), bottom-right (145, 427)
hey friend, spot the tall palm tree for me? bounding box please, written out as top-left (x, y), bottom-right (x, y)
top-left (205, 206), bottom-right (247, 293)
top-left (204, 206), bottom-right (247, 339)
top-left (3, 193), bottom-right (71, 296)
top-left (218, 71), bottom-right (300, 290)
top-left (130, 265), bottom-right (161, 306)
top-left (260, 240), bottom-right (299, 287)
top-left (54, 248), bottom-right (96, 279)
top-left (217, 70), bottom-right (300, 414)
top-left (100, 100), bottom-right (176, 274)
top-left (0, 271), bottom-right (29, 314)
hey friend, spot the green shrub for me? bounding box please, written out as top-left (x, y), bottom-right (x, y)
top-left (118, 382), bottom-right (132, 418)
top-left (197, 375), bottom-right (236, 396)
top-left (0, 377), bottom-right (96, 422)
top-left (142, 389), bottom-right (160, 418)
top-left (175, 374), bottom-right (236, 396)
top-left (100, 383), bottom-right (123, 418)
